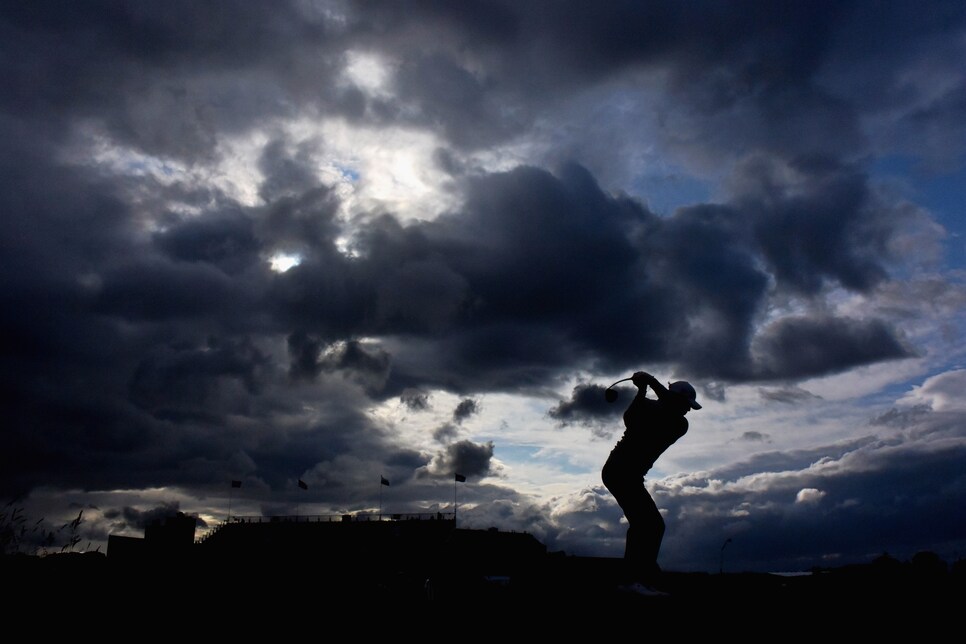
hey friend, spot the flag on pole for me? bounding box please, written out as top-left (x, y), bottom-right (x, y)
top-left (231, 480), bottom-right (242, 488)
top-left (298, 479), bottom-right (308, 490)
top-left (380, 476), bottom-right (390, 486)
top-left (455, 473), bottom-right (466, 482)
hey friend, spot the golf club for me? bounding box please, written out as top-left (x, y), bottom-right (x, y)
top-left (604, 377), bottom-right (633, 403)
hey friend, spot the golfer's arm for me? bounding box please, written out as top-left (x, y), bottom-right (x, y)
top-left (632, 372), bottom-right (669, 401)
top-left (647, 378), bottom-right (670, 400)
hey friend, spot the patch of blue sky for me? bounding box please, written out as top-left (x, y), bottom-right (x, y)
top-left (338, 165), bottom-right (360, 182)
top-left (493, 443), bottom-right (588, 475)
top-left (488, 443), bottom-right (538, 462)
top-left (631, 170), bottom-right (713, 216)
top-left (870, 154), bottom-right (966, 267)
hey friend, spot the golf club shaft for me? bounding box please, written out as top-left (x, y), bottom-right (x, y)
top-left (607, 377), bottom-right (633, 390)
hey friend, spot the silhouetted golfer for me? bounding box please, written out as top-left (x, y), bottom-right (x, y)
top-left (602, 371), bottom-right (701, 595)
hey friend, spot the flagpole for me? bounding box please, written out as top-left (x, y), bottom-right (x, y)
top-left (296, 479), bottom-right (307, 521)
top-left (452, 474), bottom-right (465, 527)
top-left (227, 481), bottom-right (242, 524)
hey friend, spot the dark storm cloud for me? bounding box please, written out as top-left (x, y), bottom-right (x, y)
top-left (94, 259), bottom-right (249, 321)
top-left (752, 315), bottom-right (913, 379)
top-left (638, 201), bottom-right (769, 378)
top-left (154, 211), bottom-right (261, 275)
top-left (548, 383), bottom-right (624, 426)
top-left (0, 1), bottom-right (348, 160)
top-left (5, 0), bottom-right (962, 168)
top-left (103, 502), bottom-right (185, 531)
top-left (273, 155), bottom-right (911, 395)
top-left (271, 260), bottom-right (370, 340)
top-left (452, 398), bottom-right (479, 424)
top-left (258, 138), bottom-right (326, 202)
top-left (0, 141), bottom-right (401, 497)
top-left (425, 439), bottom-right (495, 480)
top-left (318, 340), bottom-right (391, 380)
top-left (740, 431), bottom-right (770, 443)
top-left (359, 159), bottom-right (913, 388)
top-left (129, 336), bottom-right (269, 414)
top-left (699, 380), bottom-right (727, 405)
top-left (0, 145), bottom-right (136, 294)
top-left (287, 330), bottom-right (324, 380)
top-left (243, 407), bottom-right (425, 502)
top-left (732, 155), bottom-right (897, 296)
top-left (392, 51), bottom-right (523, 149)
top-left (356, 0), bottom-right (966, 203)
top-left (286, 335), bottom-right (393, 395)
top-left (257, 184), bottom-right (343, 257)
top-left (369, 161), bottom-right (784, 389)
top-left (358, 1), bottom-right (868, 160)
top-left (400, 389), bottom-right (431, 411)
top-left (432, 422), bottom-right (459, 444)
top-left (364, 0), bottom-right (845, 93)
top-left (758, 386), bottom-right (822, 405)
top-left (346, 163), bottom-right (654, 392)
top-left (0, 123), bottom-right (376, 498)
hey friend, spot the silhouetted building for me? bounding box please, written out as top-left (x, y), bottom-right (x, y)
top-left (144, 511), bottom-right (196, 550)
top-left (107, 511), bottom-right (197, 565)
top-left (108, 511), bottom-right (547, 593)
top-left (192, 513), bottom-right (546, 583)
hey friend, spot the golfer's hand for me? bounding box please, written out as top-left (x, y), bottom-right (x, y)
top-left (632, 371), bottom-right (654, 388)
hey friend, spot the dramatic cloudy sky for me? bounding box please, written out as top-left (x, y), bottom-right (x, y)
top-left (3, 1), bottom-right (965, 573)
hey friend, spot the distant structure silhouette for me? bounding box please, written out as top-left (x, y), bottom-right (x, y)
top-left (4, 510), bottom-right (961, 627)
top-left (106, 510), bottom-right (549, 605)
top-left (602, 370), bottom-right (701, 595)
top-left (107, 511), bottom-right (196, 562)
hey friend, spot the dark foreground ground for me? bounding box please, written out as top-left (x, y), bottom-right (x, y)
top-left (4, 552), bottom-right (962, 636)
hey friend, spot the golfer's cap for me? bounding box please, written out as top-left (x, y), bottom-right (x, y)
top-left (668, 381), bottom-right (702, 410)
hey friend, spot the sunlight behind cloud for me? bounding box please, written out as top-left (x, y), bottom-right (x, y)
top-left (342, 50), bottom-right (394, 97)
top-left (269, 252), bottom-right (303, 272)
top-left (311, 118), bottom-right (462, 222)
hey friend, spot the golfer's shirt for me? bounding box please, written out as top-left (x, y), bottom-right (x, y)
top-left (609, 394), bottom-right (688, 478)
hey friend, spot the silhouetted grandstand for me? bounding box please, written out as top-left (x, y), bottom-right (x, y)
top-left (106, 510), bottom-right (548, 602)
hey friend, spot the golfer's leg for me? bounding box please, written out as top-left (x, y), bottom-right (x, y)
top-left (623, 486), bottom-right (663, 582)
top-left (639, 489), bottom-right (664, 580)
top-left (619, 485), bottom-right (649, 569)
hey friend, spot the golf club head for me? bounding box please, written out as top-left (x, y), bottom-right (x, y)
top-left (604, 376), bottom-right (633, 403)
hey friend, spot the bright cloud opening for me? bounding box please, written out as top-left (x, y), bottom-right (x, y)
top-left (269, 252), bottom-right (302, 272)
top-left (342, 50), bottom-right (393, 97)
